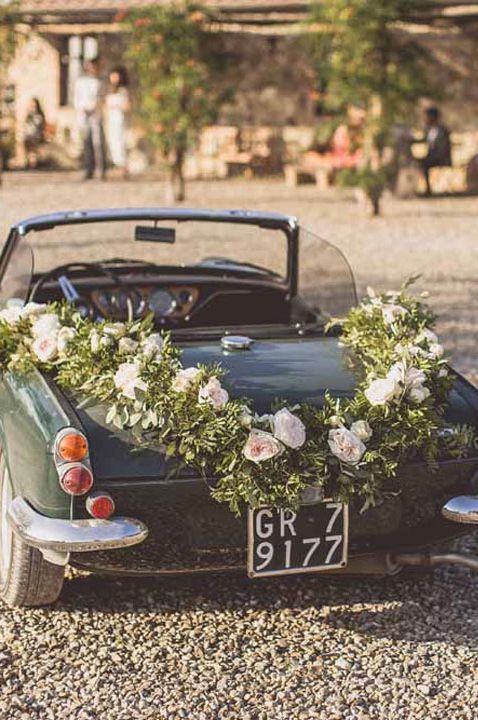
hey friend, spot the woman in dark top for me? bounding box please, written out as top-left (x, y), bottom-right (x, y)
top-left (24, 98), bottom-right (46, 169)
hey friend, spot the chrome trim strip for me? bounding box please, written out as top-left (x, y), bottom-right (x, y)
top-left (442, 495), bottom-right (478, 524)
top-left (7, 497), bottom-right (148, 552)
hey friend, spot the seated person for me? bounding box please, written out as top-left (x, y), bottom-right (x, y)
top-left (417, 106), bottom-right (452, 196)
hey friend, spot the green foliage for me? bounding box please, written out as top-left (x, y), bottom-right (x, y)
top-left (123, 3), bottom-right (218, 167)
top-left (0, 281), bottom-right (474, 517)
top-left (307, 0), bottom-right (440, 200)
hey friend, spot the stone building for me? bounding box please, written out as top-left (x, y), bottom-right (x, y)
top-left (3, 0), bottom-right (478, 175)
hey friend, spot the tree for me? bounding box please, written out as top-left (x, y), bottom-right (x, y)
top-left (308, 0), bottom-right (439, 215)
top-left (124, 2), bottom-right (220, 201)
top-left (0, 1), bottom-right (16, 184)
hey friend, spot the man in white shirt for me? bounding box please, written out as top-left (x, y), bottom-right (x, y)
top-left (74, 59), bottom-right (106, 180)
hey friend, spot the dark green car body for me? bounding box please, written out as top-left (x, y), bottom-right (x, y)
top-left (1, 207), bottom-right (478, 607)
top-left (2, 333), bottom-right (477, 577)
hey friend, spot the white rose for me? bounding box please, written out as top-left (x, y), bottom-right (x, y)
top-left (114, 362), bottom-right (147, 400)
top-left (198, 377), bottom-right (229, 410)
top-left (90, 330), bottom-right (101, 354)
top-left (238, 406), bottom-right (253, 428)
top-left (416, 328), bottom-right (438, 345)
top-left (172, 367), bottom-right (201, 392)
top-left (364, 377), bottom-right (399, 406)
top-left (57, 327), bottom-right (77, 354)
top-left (103, 322), bottom-right (126, 338)
top-left (382, 304), bottom-right (407, 324)
top-left (350, 420), bottom-right (372, 441)
top-left (100, 336), bottom-right (113, 348)
top-left (20, 302), bottom-right (47, 319)
top-left (405, 366), bottom-right (426, 389)
top-left (409, 385), bottom-right (430, 403)
top-left (273, 408), bottom-right (306, 449)
top-left (427, 343), bottom-right (444, 359)
top-left (387, 361), bottom-right (406, 385)
top-left (32, 336), bottom-right (58, 363)
top-left (142, 333), bottom-right (163, 359)
top-left (243, 430), bottom-right (284, 463)
top-left (438, 367), bottom-right (448, 378)
top-left (0, 305), bottom-right (22, 325)
top-left (328, 427), bottom-right (366, 465)
top-left (32, 313), bottom-right (60, 338)
top-left (119, 337), bottom-right (139, 355)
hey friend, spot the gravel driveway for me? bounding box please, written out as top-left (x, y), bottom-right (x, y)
top-left (1, 172), bottom-right (478, 719)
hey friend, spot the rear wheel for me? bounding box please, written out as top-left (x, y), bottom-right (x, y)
top-left (0, 453), bottom-right (65, 607)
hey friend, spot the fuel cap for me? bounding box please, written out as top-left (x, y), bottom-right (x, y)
top-left (221, 335), bottom-right (254, 351)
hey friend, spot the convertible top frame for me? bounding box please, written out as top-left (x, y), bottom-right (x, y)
top-left (1, 208), bottom-right (300, 298)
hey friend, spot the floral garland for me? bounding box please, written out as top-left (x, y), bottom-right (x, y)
top-left (0, 279), bottom-right (474, 515)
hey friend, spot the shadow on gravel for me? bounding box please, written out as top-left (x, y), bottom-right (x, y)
top-left (54, 564), bottom-right (478, 646)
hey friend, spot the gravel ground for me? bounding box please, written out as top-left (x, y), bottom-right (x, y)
top-left (1, 172), bottom-right (478, 719)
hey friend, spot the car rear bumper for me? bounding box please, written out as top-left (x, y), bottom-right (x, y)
top-left (8, 497), bottom-right (148, 553)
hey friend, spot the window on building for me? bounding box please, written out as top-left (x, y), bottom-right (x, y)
top-left (59, 35), bottom-right (98, 107)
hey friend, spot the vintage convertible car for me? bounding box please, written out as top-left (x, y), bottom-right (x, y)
top-left (1, 208), bottom-right (478, 607)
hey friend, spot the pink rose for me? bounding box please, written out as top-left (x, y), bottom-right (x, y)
top-left (273, 408), bottom-right (306, 449)
top-left (243, 430), bottom-right (283, 463)
top-left (32, 336), bottom-right (58, 363)
top-left (198, 377), bottom-right (229, 410)
top-left (172, 367), bottom-right (201, 392)
top-left (328, 427), bottom-right (366, 465)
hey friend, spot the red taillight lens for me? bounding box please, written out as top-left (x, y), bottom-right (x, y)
top-left (86, 492), bottom-right (115, 520)
top-left (60, 465), bottom-right (93, 496)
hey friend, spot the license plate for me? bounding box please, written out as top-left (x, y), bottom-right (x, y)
top-left (247, 502), bottom-right (348, 578)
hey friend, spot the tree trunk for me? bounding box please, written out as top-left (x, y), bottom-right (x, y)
top-left (165, 148), bottom-right (186, 203)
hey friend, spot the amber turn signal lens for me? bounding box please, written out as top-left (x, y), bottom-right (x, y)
top-left (57, 433), bottom-right (88, 462)
top-left (60, 465), bottom-right (93, 496)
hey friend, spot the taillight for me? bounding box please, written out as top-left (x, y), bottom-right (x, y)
top-left (54, 427), bottom-right (94, 496)
top-left (86, 492), bottom-right (115, 519)
top-left (55, 429), bottom-right (88, 462)
top-left (59, 464), bottom-right (94, 496)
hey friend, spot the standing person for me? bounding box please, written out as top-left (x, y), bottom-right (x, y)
top-left (74, 59), bottom-right (106, 180)
top-left (105, 66), bottom-right (130, 178)
top-left (23, 98), bottom-right (46, 169)
top-left (418, 106), bottom-right (452, 196)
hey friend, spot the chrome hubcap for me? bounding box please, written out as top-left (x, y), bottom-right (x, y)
top-left (0, 456), bottom-right (13, 582)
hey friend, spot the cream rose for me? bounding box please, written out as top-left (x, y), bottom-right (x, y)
top-left (350, 420), bottom-right (372, 441)
top-left (427, 343), bottom-right (444, 359)
top-left (273, 408), bottom-right (306, 449)
top-left (103, 322), bottom-right (126, 338)
top-left (114, 362), bottom-right (147, 400)
top-left (328, 427), bottom-right (366, 465)
top-left (198, 377), bottom-right (229, 410)
top-left (20, 302), bottom-right (47, 319)
top-left (172, 367), bottom-right (201, 392)
top-left (119, 337), bottom-right (139, 355)
top-left (364, 377), bottom-right (399, 406)
top-left (0, 305), bottom-right (22, 325)
top-left (409, 385), bottom-right (430, 403)
top-left (57, 327), bottom-right (77, 354)
top-left (382, 304), bottom-right (407, 324)
top-left (32, 336), bottom-right (58, 363)
top-left (32, 313), bottom-right (60, 338)
top-left (243, 430), bottom-right (284, 463)
top-left (142, 333), bottom-right (163, 359)
top-left (238, 406), bottom-right (253, 428)
top-left (90, 330), bottom-right (101, 354)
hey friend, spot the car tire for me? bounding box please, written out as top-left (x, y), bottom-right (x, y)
top-left (0, 452), bottom-right (65, 607)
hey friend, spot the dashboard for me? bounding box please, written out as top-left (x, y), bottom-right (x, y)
top-left (90, 285), bottom-right (200, 322)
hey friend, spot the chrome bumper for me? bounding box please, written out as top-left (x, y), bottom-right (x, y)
top-left (442, 495), bottom-right (478, 524)
top-left (8, 497), bottom-right (148, 552)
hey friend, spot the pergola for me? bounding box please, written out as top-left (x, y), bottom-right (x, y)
top-left (14, 1), bottom-right (478, 35)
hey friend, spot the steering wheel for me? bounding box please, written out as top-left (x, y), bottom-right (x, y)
top-left (29, 262), bottom-right (129, 320)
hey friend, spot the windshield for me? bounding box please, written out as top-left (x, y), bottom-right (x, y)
top-left (0, 219), bottom-right (288, 305)
top-left (299, 227), bottom-right (357, 318)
